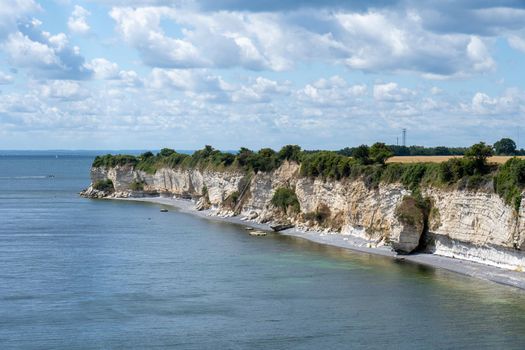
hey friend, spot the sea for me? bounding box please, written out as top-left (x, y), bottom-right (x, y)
top-left (1, 153), bottom-right (525, 349)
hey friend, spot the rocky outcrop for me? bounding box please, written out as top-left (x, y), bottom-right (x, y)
top-left (89, 164), bottom-right (245, 205)
top-left (82, 161), bottom-right (525, 271)
top-left (79, 186), bottom-right (111, 199)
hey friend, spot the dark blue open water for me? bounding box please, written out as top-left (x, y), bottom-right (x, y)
top-left (1, 155), bottom-right (525, 349)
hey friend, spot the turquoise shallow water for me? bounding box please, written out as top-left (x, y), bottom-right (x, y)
top-left (1, 155), bottom-right (525, 349)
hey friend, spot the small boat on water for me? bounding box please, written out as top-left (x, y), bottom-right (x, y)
top-left (244, 226), bottom-right (254, 231)
top-left (160, 209), bottom-right (168, 212)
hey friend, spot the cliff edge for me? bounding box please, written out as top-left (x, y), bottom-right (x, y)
top-left (81, 156), bottom-right (525, 271)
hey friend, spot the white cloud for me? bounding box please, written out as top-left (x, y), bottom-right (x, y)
top-left (298, 76), bottom-right (367, 106)
top-left (2, 70), bottom-right (524, 149)
top-left (117, 70), bottom-right (143, 87)
top-left (86, 58), bottom-right (120, 79)
top-left (108, 7), bottom-right (342, 71)
top-left (68, 5), bottom-right (91, 34)
top-left (109, 7), bottom-right (207, 68)
top-left (149, 68), bottom-right (231, 101)
top-left (0, 71), bottom-right (14, 84)
top-left (466, 36), bottom-right (495, 72)
top-left (38, 80), bottom-right (88, 100)
top-left (336, 12), bottom-right (408, 67)
top-left (232, 77), bottom-right (290, 103)
top-left (468, 89), bottom-right (523, 115)
top-left (107, 6), bottom-right (500, 78)
top-left (4, 32), bottom-right (59, 67)
top-left (4, 1), bottom-right (525, 149)
top-left (2, 20), bottom-right (92, 79)
top-left (508, 35), bottom-right (525, 53)
top-left (373, 82), bottom-right (415, 102)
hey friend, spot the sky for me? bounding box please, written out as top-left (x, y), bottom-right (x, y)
top-left (0, 0), bottom-right (525, 150)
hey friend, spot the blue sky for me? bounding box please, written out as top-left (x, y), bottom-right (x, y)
top-left (1, 0), bottom-right (525, 150)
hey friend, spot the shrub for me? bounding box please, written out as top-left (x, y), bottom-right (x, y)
top-left (92, 146), bottom-right (283, 174)
top-left (352, 145), bottom-right (371, 165)
top-left (158, 148), bottom-right (176, 157)
top-left (465, 174), bottom-right (488, 190)
top-left (439, 158), bottom-right (467, 183)
top-left (494, 157), bottom-right (525, 211)
top-left (230, 191), bottom-right (239, 204)
top-left (135, 157), bottom-right (158, 174)
top-left (395, 196), bottom-right (423, 227)
top-left (300, 151), bottom-right (352, 179)
top-left (92, 154), bottom-right (137, 168)
top-left (140, 151), bottom-right (154, 160)
top-left (163, 152), bottom-right (190, 168)
top-left (380, 163), bottom-right (442, 190)
top-left (223, 191), bottom-right (240, 209)
top-left (248, 148), bottom-right (280, 173)
top-left (351, 164), bottom-right (383, 188)
top-left (395, 194), bottom-right (429, 229)
top-left (380, 163), bottom-right (405, 183)
top-left (93, 179), bottom-right (114, 191)
top-left (130, 180), bottom-right (145, 191)
top-left (237, 147), bottom-right (254, 167)
top-left (400, 163), bottom-right (428, 190)
top-left (271, 187), bottom-right (300, 213)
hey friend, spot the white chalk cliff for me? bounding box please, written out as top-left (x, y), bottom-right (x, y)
top-left (82, 161), bottom-right (525, 271)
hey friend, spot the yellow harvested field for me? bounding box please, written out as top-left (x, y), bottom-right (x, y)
top-left (488, 156), bottom-right (525, 164)
top-left (387, 156), bottom-right (525, 164)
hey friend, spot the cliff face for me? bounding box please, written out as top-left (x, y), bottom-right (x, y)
top-left (90, 164), bottom-right (245, 204)
top-left (82, 162), bottom-right (525, 271)
top-left (425, 188), bottom-right (525, 270)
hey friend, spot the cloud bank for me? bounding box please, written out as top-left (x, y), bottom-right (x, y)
top-left (1, 0), bottom-right (525, 149)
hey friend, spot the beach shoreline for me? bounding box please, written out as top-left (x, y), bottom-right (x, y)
top-left (110, 196), bottom-right (525, 291)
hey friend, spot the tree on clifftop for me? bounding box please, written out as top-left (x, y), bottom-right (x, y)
top-left (465, 142), bottom-right (493, 173)
top-left (352, 145), bottom-right (371, 165)
top-left (278, 145), bottom-right (302, 162)
top-left (158, 148), bottom-right (176, 157)
top-left (369, 143), bottom-right (393, 165)
top-left (140, 151), bottom-right (154, 160)
top-left (494, 138), bottom-right (517, 155)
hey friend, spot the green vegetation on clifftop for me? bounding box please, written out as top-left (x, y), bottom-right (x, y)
top-left (494, 157), bottom-right (525, 211)
top-left (92, 145), bottom-right (301, 175)
top-left (92, 142), bottom-right (525, 211)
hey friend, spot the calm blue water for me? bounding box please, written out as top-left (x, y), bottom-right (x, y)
top-left (1, 155), bottom-right (525, 349)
